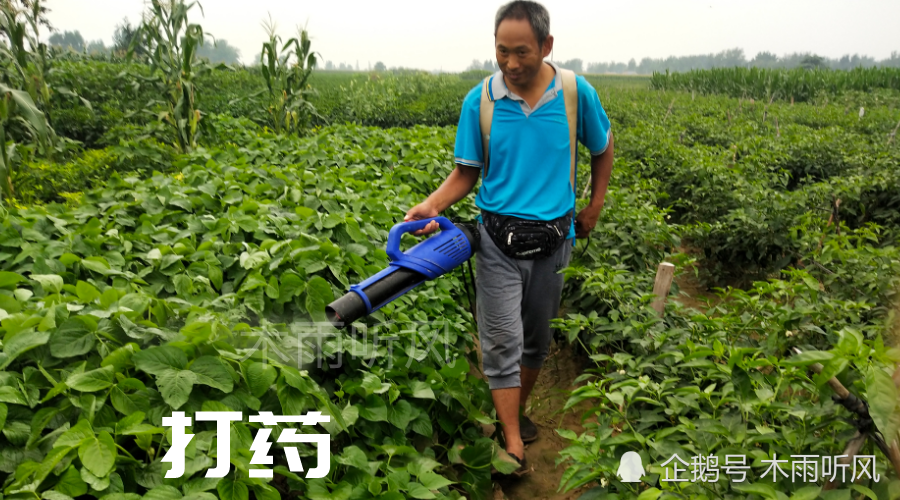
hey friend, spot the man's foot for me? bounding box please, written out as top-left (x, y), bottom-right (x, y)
top-left (519, 415), bottom-right (538, 443)
top-left (491, 448), bottom-right (529, 477)
top-left (509, 452), bottom-right (530, 476)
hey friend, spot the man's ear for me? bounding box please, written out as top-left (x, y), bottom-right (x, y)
top-left (541, 34), bottom-right (554, 58)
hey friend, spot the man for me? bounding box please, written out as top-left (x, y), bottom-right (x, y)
top-left (404, 0), bottom-right (614, 471)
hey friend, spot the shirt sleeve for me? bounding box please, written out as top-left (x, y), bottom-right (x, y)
top-left (575, 76), bottom-right (612, 156)
top-left (454, 84), bottom-right (484, 168)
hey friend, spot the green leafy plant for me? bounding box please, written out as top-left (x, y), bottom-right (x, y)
top-left (259, 18), bottom-right (320, 135)
top-left (0, 0), bottom-right (55, 199)
top-left (129, 0), bottom-right (214, 152)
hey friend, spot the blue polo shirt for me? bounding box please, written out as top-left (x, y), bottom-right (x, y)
top-left (454, 61), bottom-right (612, 239)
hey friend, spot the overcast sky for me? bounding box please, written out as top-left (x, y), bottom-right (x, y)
top-left (45, 0), bottom-right (900, 71)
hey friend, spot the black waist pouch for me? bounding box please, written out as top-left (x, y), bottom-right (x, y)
top-left (482, 211), bottom-right (571, 260)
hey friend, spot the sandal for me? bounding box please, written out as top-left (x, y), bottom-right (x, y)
top-left (490, 450), bottom-right (530, 477)
top-left (519, 415), bottom-right (538, 444)
top-left (508, 453), bottom-right (530, 477)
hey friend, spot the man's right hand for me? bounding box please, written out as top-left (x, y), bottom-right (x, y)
top-left (404, 201), bottom-right (440, 236)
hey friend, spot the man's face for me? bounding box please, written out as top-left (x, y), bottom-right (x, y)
top-left (495, 18), bottom-right (551, 89)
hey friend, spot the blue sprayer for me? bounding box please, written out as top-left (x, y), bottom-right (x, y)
top-left (326, 217), bottom-right (479, 327)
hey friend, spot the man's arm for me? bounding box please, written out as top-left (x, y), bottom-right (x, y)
top-left (404, 164), bottom-right (481, 235)
top-left (575, 132), bottom-right (614, 238)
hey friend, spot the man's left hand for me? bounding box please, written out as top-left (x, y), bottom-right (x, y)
top-left (575, 204), bottom-right (603, 238)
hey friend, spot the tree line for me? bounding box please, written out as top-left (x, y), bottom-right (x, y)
top-left (468, 48), bottom-right (900, 74)
top-left (47, 23), bottom-right (241, 64)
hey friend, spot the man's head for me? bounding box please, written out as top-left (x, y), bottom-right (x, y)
top-left (494, 1), bottom-right (553, 89)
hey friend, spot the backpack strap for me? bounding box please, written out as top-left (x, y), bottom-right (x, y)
top-left (559, 68), bottom-right (578, 195)
top-left (479, 75), bottom-right (494, 179)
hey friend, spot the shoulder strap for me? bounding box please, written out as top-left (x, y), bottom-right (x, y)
top-left (479, 76), bottom-right (494, 178)
top-left (559, 68), bottom-right (578, 195)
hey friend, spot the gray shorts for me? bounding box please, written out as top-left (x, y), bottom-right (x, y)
top-left (475, 222), bottom-right (573, 390)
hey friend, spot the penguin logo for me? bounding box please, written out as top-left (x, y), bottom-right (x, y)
top-left (616, 451), bottom-right (644, 482)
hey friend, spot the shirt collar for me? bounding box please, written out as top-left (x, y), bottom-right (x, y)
top-left (488, 60), bottom-right (564, 102)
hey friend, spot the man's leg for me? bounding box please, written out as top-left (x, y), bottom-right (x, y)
top-left (491, 388), bottom-right (523, 459)
top-left (475, 224), bottom-right (526, 459)
top-left (520, 241), bottom-right (573, 411)
top-left (519, 366), bottom-right (541, 411)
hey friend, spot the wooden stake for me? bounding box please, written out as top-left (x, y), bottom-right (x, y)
top-left (651, 263), bottom-right (675, 317)
top-left (663, 98), bottom-right (675, 122)
top-left (823, 432), bottom-right (867, 491)
top-left (804, 351), bottom-right (900, 481)
top-left (889, 363), bottom-right (900, 479)
top-left (581, 175), bottom-right (591, 199)
top-left (762, 94), bottom-right (776, 124)
top-left (888, 119), bottom-right (900, 146)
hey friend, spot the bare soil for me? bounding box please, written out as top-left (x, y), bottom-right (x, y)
top-left (673, 265), bottom-right (717, 312)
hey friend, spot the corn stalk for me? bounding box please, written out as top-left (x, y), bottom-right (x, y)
top-left (0, 0), bottom-right (55, 200)
top-left (131, 0), bottom-right (214, 153)
top-left (260, 18), bottom-right (322, 135)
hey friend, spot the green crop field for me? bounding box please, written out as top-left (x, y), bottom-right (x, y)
top-left (3, 2), bottom-right (900, 499)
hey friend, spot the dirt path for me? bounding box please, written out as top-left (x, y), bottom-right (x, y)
top-left (468, 338), bottom-right (596, 500)
top-left (470, 261), bottom-right (715, 499)
top-left (673, 265), bottom-right (716, 311)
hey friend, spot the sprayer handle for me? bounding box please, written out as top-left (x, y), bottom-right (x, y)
top-left (386, 216), bottom-right (456, 262)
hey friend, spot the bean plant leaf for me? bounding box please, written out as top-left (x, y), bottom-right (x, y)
top-left (101, 344), bottom-right (139, 372)
top-left (405, 482), bottom-right (436, 499)
top-left (143, 485), bottom-right (184, 500)
top-left (0, 329), bottom-right (50, 370)
top-left (156, 369), bottom-right (197, 408)
top-left (50, 317), bottom-right (96, 358)
top-left (244, 362), bottom-right (277, 397)
top-left (0, 271), bottom-right (26, 288)
top-left (336, 446), bottom-right (368, 470)
top-left (78, 430), bottom-right (117, 477)
top-left (305, 276), bottom-right (333, 321)
top-left (55, 464), bottom-right (89, 497)
top-left (134, 346), bottom-right (189, 375)
top-left (216, 477), bottom-right (249, 500)
top-left (55, 419), bottom-right (94, 448)
top-left (408, 381), bottom-right (435, 399)
top-left (0, 386), bottom-right (27, 405)
top-left (76, 280), bottom-right (102, 303)
top-left (67, 365), bottom-right (115, 392)
top-left (190, 356), bottom-right (234, 393)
